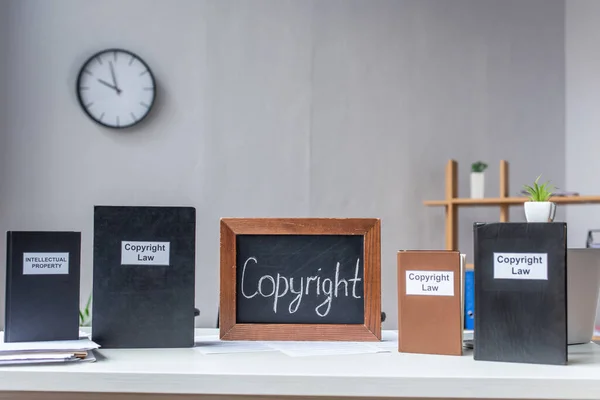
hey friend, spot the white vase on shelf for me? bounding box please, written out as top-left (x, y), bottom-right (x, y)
top-left (470, 172), bottom-right (485, 199)
top-left (524, 201), bottom-right (556, 222)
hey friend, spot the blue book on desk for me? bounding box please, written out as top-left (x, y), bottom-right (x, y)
top-left (464, 269), bottom-right (474, 330)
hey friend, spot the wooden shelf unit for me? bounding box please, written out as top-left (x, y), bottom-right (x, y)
top-left (423, 159), bottom-right (600, 251)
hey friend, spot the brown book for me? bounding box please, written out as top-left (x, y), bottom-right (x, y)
top-left (397, 250), bottom-right (465, 355)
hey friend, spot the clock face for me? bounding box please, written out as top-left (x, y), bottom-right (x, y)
top-left (76, 49), bottom-right (156, 129)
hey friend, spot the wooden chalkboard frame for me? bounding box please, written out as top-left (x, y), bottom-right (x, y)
top-left (219, 218), bottom-right (381, 341)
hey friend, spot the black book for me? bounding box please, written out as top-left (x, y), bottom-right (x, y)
top-left (473, 222), bottom-right (567, 365)
top-left (5, 231), bottom-right (81, 342)
top-left (92, 206), bottom-right (196, 348)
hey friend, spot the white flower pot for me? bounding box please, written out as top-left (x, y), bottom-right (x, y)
top-left (524, 201), bottom-right (556, 222)
top-left (470, 172), bottom-right (485, 199)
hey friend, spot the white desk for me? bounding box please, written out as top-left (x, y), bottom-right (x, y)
top-left (0, 329), bottom-right (600, 400)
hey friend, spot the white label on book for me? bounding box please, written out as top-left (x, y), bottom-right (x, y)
top-left (23, 252), bottom-right (69, 275)
top-left (493, 252), bottom-right (548, 280)
top-left (405, 270), bottom-right (454, 296)
top-left (121, 241), bottom-right (170, 265)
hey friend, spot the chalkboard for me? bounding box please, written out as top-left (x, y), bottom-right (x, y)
top-left (219, 218), bottom-right (381, 342)
top-left (235, 234), bottom-right (364, 324)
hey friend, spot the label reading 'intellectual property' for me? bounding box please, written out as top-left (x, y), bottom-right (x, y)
top-left (23, 252), bottom-right (69, 275)
top-left (121, 241), bottom-right (170, 266)
top-left (405, 270), bottom-right (454, 296)
top-left (493, 252), bottom-right (548, 280)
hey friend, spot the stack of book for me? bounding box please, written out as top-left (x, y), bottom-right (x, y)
top-left (0, 332), bottom-right (99, 365)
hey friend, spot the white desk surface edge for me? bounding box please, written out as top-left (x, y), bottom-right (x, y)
top-left (0, 329), bottom-right (599, 399)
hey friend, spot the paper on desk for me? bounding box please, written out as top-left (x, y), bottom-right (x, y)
top-left (0, 359), bottom-right (71, 366)
top-left (266, 341), bottom-right (390, 357)
top-left (0, 351), bottom-right (96, 366)
top-left (194, 331), bottom-right (398, 357)
top-left (194, 335), bottom-right (276, 355)
top-left (0, 332), bottom-right (100, 354)
top-left (0, 352), bottom-right (76, 361)
top-left (267, 330), bottom-right (398, 357)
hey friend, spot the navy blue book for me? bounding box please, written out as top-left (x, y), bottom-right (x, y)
top-left (5, 231), bottom-right (81, 342)
top-left (92, 206), bottom-right (196, 348)
top-left (473, 222), bottom-right (567, 365)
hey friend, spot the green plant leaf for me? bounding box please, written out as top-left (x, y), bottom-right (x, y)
top-left (523, 174), bottom-right (554, 201)
top-left (471, 161), bottom-right (488, 173)
top-left (79, 294), bottom-right (93, 326)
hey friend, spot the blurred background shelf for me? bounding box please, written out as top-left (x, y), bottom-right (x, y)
top-left (425, 196), bottom-right (600, 206)
top-left (424, 160), bottom-right (600, 251)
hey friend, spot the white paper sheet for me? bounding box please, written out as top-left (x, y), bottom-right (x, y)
top-left (194, 335), bottom-right (276, 355)
top-left (0, 351), bottom-right (96, 366)
top-left (0, 358), bottom-right (72, 366)
top-left (0, 332), bottom-right (100, 354)
top-left (0, 352), bottom-right (75, 361)
top-left (266, 341), bottom-right (390, 357)
top-left (194, 331), bottom-right (401, 357)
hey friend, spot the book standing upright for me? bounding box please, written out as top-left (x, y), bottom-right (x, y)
top-left (92, 206), bottom-right (196, 348)
top-left (5, 231), bottom-right (81, 342)
top-left (397, 250), bottom-right (465, 355)
top-left (473, 222), bottom-right (567, 365)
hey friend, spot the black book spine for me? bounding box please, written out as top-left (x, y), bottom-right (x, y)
top-left (4, 232), bottom-right (13, 343)
top-left (473, 223), bottom-right (482, 348)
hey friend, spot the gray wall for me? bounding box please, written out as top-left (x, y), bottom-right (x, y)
top-left (0, 0), bottom-right (566, 330)
top-left (0, 3), bottom-right (8, 302)
top-left (0, 2), bottom-right (7, 197)
top-left (566, 0), bottom-right (600, 248)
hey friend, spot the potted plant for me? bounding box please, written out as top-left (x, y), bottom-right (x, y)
top-left (523, 175), bottom-right (556, 222)
top-left (470, 161), bottom-right (488, 199)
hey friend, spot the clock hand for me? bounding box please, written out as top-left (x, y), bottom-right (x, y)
top-left (109, 61), bottom-right (121, 94)
top-left (97, 78), bottom-right (119, 92)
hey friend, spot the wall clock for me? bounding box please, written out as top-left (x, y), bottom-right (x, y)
top-left (76, 48), bottom-right (156, 129)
